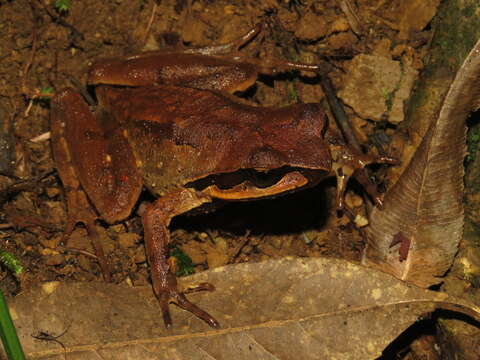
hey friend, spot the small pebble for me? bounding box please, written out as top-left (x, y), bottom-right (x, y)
top-left (354, 214), bottom-right (369, 228)
top-left (206, 249), bottom-right (229, 269)
top-left (242, 245), bottom-right (253, 254)
top-left (45, 187), bottom-right (60, 198)
top-left (124, 276), bottom-right (133, 287)
top-left (45, 254), bottom-right (65, 266)
top-left (213, 237), bottom-right (228, 252)
top-left (345, 192), bottom-right (364, 208)
top-left (77, 255), bottom-right (94, 272)
top-left (134, 247), bottom-right (146, 263)
top-left (118, 233), bottom-right (140, 249)
top-left (68, 229), bottom-right (93, 252)
top-left (39, 236), bottom-right (62, 249)
top-left (41, 281), bottom-right (60, 295)
top-left (271, 236), bottom-right (283, 250)
top-left (109, 224), bottom-right (126, 233)
top-left (40, 248), bottom-right (59, 256)
top-left (181, 242), bottom-right (206, 265)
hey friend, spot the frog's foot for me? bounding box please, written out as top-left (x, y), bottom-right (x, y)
top-left (154, 271), bottom-right (219, 329)
top-left (62, 189), bottom-right (112, 282)
top-left (185, 23), bottom-right (263, 56)
top-left (186, 23), bottom-right (319, 75)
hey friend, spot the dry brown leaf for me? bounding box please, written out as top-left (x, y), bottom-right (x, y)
top-left (363, 39), bottom-right (480, 287)
top-left (8, 257), bottom-right (480, 359)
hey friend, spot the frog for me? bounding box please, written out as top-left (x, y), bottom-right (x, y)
top-left (50, 25), bottom-right (395, 328)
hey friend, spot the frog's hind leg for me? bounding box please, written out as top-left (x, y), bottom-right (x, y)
top-left (51, 88), bottom-right (113, 281)
top-left (189, 23), bottom-right (320, 75)
top-left (184, 24), bottom-right (320, 74)
top-left (50, 123), bottom-right (111, 282)
top-left (141, 188), bottom-right (218, 328)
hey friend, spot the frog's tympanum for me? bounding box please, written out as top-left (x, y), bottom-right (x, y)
top-left (51, 26), bottom-right (394, 328)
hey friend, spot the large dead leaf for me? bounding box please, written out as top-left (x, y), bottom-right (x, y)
top-left (7, 257), bottom-right (480, 359)
top-left (363, 38), bottom-right (480, 287)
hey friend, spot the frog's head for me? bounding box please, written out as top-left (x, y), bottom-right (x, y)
top-left (247, 103), bottom-right (331, 172)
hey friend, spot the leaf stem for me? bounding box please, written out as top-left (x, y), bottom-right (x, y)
top-left (0, 289), bottom-right (25, 360)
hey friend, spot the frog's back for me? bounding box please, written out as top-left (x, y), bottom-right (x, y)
top-left (97, 85), bottom-right (331, 196)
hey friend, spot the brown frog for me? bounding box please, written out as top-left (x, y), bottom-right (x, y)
top-left (51, 26), bottom-right (394, 328)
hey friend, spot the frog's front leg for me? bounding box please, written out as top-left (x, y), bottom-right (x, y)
top-left (329, 142), bottom-right (398, 211)
top-left (142, 188), bottom-right (219, 328)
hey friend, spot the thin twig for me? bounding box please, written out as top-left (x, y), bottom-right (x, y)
top-left (22, 1), bottom-right (40, 97)
top-left (337, 0), bottom-right (363, 36)
top-left (143, 1), bottom-right (158, 45)
top-left (320, 75), bottom-right (361, 151)
top-left (30, 131), bottom-right (51, 143)
top-left (0, 170), bottom-right (55, 205)
top-left (229, 231), bottom-right (252, 262)
top-left (60, 247), bottom-right (98, 260)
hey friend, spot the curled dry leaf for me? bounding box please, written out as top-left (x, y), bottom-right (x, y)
top-left (363, 39), bottom-right (480, 287)
top-left (8, 258), bottom-right (480, 359)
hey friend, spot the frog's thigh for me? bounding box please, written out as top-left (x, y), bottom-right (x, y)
top-left (52, 88), bottom-right (142, 223)
top-left (51, 88), bottom-right (100, 227)
top-left (51, 89), bottom-right (84, 196)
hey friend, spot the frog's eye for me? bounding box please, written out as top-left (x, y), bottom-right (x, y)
top-left (248, 146), bottom-right (284, 169)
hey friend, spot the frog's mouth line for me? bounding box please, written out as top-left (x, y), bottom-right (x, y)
top-left (187, 167), bottom-right (327, 200)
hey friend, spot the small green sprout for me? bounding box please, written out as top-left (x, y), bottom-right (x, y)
top-left (55, 0), bottom-right (71, 13)
top-left (0, 250), bottom-right (23, 276)
top-left (39, 86), bottom-right (54, 100)
top-left (170, 247), bottom-right (195, 277)
top-left (286, 81), bottom-right (299, 103)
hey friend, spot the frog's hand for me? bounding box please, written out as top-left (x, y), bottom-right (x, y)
top-left (52, 88), bottom-right (143, 224)
top-left (331, 143), bottom-right (398, 210)
top-left (142, 188), bottom-right (218, 328)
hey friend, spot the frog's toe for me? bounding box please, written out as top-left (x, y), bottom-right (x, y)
top-left (157, 284), bottom-right (219, 329)
top-left (183, 282), bottom-right (215, 294)
top-left (174, 292), bottom-right (220, 328)
top-left (158, 292), bottom-right (173, 328)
